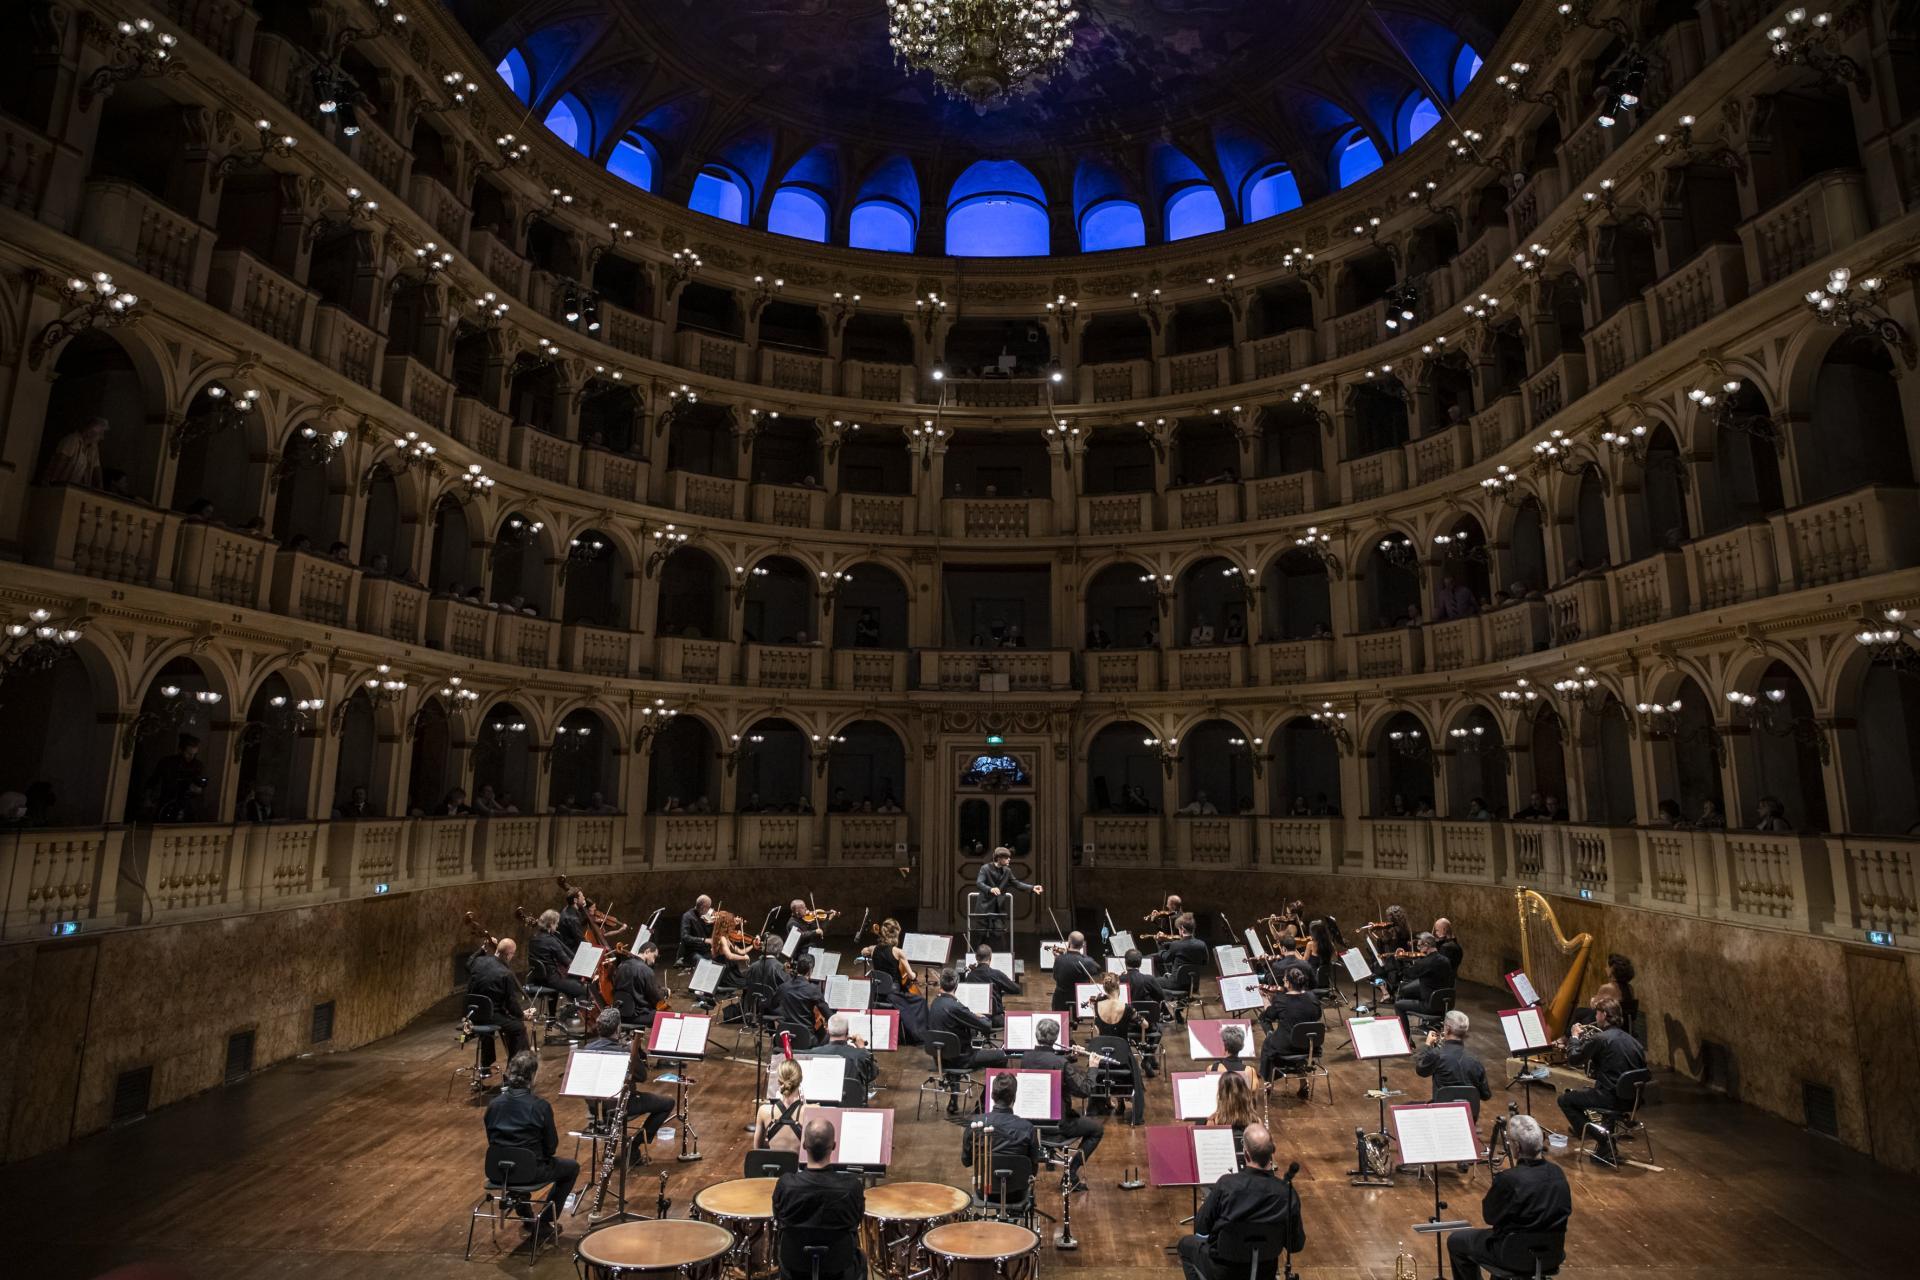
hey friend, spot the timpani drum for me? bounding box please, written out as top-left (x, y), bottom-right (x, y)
top-left (859, 1181), bottom-right (973, 1280)
top-left (575, 1219), bottom-right (734, 1279)
top-left (921, 1221), bottom-right (1041, 1280)
top-left (692, 1177), bottom-right (777, 1277)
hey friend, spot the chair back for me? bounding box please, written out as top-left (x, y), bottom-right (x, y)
top-left (1499, 1230), bottom-right (1566, 1275)
top-left (986, 1153), bottom-right (1034, 1207)
top-left (1288, 1021), bottom-right (1326, 1058)
top-left (1425, 986), bottom-right (1457, 1016)
top-left (837, 1059), bottom-right (868, 1108)
top-left (780, 1226), bottom-right (859, 1278)
top-left (484, 1143), bottom-right (548, 1187)
top-left (1212, 1219), bottom-right (1286, 1274)
top-left (1614, 1067), bottom-right (1651, 1110)
top-left (744, 1149), bottom-right (798, 1178)
top-left (463, 994), bottom-right (497, 1028)
top-left (1166, 963), bottom-right (1197, 997)
top-left (1434, 1082), bottom-right (1484, 1120)
top-left (924, 1029), bottom-right (963, 1073)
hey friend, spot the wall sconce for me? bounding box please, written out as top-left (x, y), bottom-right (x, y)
top-left (723, 731), bottom-right (766, 776)
top-left (170, 383), bottom-right (261, 457)
top-left (1229, 734), bottom-right (1270, 779)
top-left (122, 685), bottom-right (223, 757)
top-left (1308, 701), bottom-right (1352, 751)
top-left (1138, 570), bottom-right (1175, 615)
top-left (1725, 686), bottom-right (1830, 762)
top-left (811, 732), bottom-right (847, 777)
top-left (82, 18), bottom-right (180, 107)
top-left (1143, 735), bottom-right (1182, 778)
top-left (30, 269), bottom-right (144, 369)
top-left (1804, 267), bottom-right (1911, 363)
top-left (634, 698), bottom-right (680, 752)
top-left (1, 609), bottom-right (84, 680)
top-left (1387, 728), bottom-right (1430, 760)
top-left (645, 523), bottom-right (692, 577)
top-left (1855, 607), bottom-right (1920, 671)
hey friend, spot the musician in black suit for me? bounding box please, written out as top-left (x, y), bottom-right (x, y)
top-left (1391, 933), bottom-right (1455, 1034)
top-left (745, 934), bottom-right (791, 994)
top-left (1177, 1123), bottom-right (1305, 1280)
top-left (964, 942), bottom-right (1021, 1023)
top-left (1256, 967), bottom-right (1323, 1090)
top-left (558, 887), bottom-right (593, 953)
top-left (483, 1051), bottom-right (578, 1241)
top-left (1122, 948), bottom-right (1169, 1025)
top-left (611, 940), bottom-right (667, 1027)
top-left (929, 967), bottom-right (1006, 1075)
top-left (1447, 1114), bottom-right (1570, 1280)
top-left (1260, 935), bottom-right (1315, 991)
top-left (974, 845), bottom-right (1043, 947)
top-left (1414, 1010), bottom-right (1492, 1117)
top-left (468, 938), bottom-right (533, 1079)
top-left (1156, 912), bottom-right (1209, 974)
top-left (529, 908), bottom-right (592, 1008)
top-left (581, 1007), bottom-right (675, 1145)
top-left (1023, 1017), bottom-right (1104, 1183)
top-left (776, 898), bottom-right (828, 954)
top-left (810, 1013), bottom-right (878, 1100)
top-left (1433, 916), bottom-right (1464, 974)
top-left (1556, 995), bottom-right (1647, 1162)
top-left (675, 894), bottom-right (713, 967)
top-left (1049, 931), bottom-right (1103, 1013)
top-left (775, 952), bottom-right (834, 1048)
top-left (960, 1071), bottom-right (1042, 1168)
top-left (773, 1119), bottom-right (868, 1280)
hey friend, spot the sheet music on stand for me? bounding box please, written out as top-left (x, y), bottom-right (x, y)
top-left (810, 948), bottom-right (841, 979)
top-left (1347, 1015), bottom-right (1413, 1060)
top-left (1390, 1101), bottom-right (1481, 1165)
top-left (568, 943), bottom-right (605, 979)
top-left (770, 1054), bottom-right (848, 1103)
top-left (1185, 1020), bottom-right (1255, 1060)
top-left (839, 1010), bottom-right (898, 1052)
top-left (1504, 970), bottom-right (1541, 1008)
top-left (1075, 982), bottom-right (1125, 1018)
top-left (782, 926), bottom-right (804, 957)
top-left (957, 982), bottom-right (995, 1018)
top-left (561, 1048), bottom-right (631, 1098)
top-left (649, 1012), bottom-right (712, 1058)
top-left (1039, 939), bottom-right (1068, 970)
top-left (820, 1106), bottom-right (894, 1166)
top-left (1366, 935), bottom-right (1384, 966)
top-left (1499, 1007), bottom-right (1552, 1053)
top-left (983, 1068), bottom-right (1062, 1121)
top-left (902, 932), bottom-right (952, 967)
top-left (1106, 955), bottom-right (1155, 975)
top-left (631, 922), bottom-right (652, 948)
top-left (1213, 944), bottom-right (1253, 978)
top-left (688, 959), bottom-right (725, 995)
top-left (1172, 1071), bottom-right (1222, 1121)
top-left (1004, 1012), bottom-right (1045, 1052)
top-left (826, 975), bottom-right (871, 1011)
top-left (1108, 929), bottom-right (1137, 956)
top-left (1218, 973), bottom-right (1265, 1013)
top-left (1339, 947), bottom-right (1373, 983)
top-left (1191, 1126), bottom-right (1241, 1184)
top-left (1244, 927), bottom-right (1269, 959)
top-left (991, 951), bottom-right (1013, 978)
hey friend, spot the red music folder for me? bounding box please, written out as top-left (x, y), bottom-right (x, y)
top-left (1145, 1123), bottom-right (1240, 1186)
top-left (807, 1106), bottom-right (896, 1166)
top-left (1186, 1019), bottom-right (1255, 1059)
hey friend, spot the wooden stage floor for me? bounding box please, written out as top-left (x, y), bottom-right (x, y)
top-left (5, 972), bottom-right (1905, 1279)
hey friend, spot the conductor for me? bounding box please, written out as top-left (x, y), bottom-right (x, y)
top-left (973, 845), bottom-right (1042, 948)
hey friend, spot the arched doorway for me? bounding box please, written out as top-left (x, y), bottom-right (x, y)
top-left (1270, 717), bottom-right (1342, 815)
top-left (1263, 550), bottom-right (1332, 641)
top-left (831, 564), bottom-right (910, 648)
top-left (1087, 721), bottom-right (1157, 813)
top-left (561, 528), bottom-right (626, 627)
top-left (1443, 705), bottom-right (1507, 816)
top-left (551, 708), bottom-right (615, 811)
top-left (734, 717), bottom-right (808, 812)
top-left (124, 658), bottom-right (227, 822)
top-left (0, 636), bottom-right (113, 823)
top-left (490, 512), bottom-right (553, 614)
top-left (235, 671), bottom-right (321, 819)
top-left (656, 547), bottom-right (725, 639)
top-left (742, 556), bottom-right (816, 645)
top-left (1729, 661), bottom-right (1828, 832)
top-left (825, 720), bottom-right (907, 812)
top-left (648, 716), bottom-right (716, 811)
top-left (1084, 563), bottom-right (1159, 650)
top-left (1370, 711), bottom-right (1434, 816)
top-left (473, 701), bottom-right (534, 812)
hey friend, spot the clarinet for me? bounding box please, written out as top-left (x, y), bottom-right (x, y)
top-left (587, 1031), bottom-right (644, 1217)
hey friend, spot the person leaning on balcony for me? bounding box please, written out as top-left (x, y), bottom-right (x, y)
top-left (1752, 796), bottom-right (1793, 833)
top-left (39, 416), bottom-right (108, 488)
top-left (1694, 798), bottom-right (1727, 829)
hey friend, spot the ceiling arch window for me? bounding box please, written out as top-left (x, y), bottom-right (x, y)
top-left (690, 164), bottom-right (750, 224)
top-left (850, 199), bottom-right (916, 252)
top-left (542, 94), bottom-right (590, 153)
top-left (495, 49), bottom-right (531, 103)
top-left (1397, 93), bottom-right (1442, 149)
top-left (1333, 128), bottom-right (1383, 188)
top-left (1242, 165), bottom-right (1302, 222)
top-left (945, 159), bottom-right (1050, 257)
top-left (1453, 42), bottom-right (1485, 97)
top-left (1080, 198), bottom-right (1146, 252)
top-left (768, 187), bottom-right (829, 241)
top-left (1165, 185), bottom-right (1226, 241)
top-left (606, 136), bottom-right (656, 191)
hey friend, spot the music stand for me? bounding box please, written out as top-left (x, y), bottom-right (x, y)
top-left (1170, 1071), bottom-right (1222, 1121)
top-left (1497, 1006), bottom-right (1555, 1113)
top-left (647, 1013), bottom-right (712, 1163)
top-left (1145, 1123), bottom-right (1241, 1227)
top-left (1391, 1102), bottom-right (1479, 1280)
top-left (1337, 947), bottom-right (1377, 1022)
top-left (902, 931), bottom-right (953, 995)
top-left (1217, 973), bottom-right (1265, 1014)
top-left (561, 1048), bottom-right (640, 1224)
top-left (806, 1105), bottom-right (896, 1176)
top-left (1346, 1015), bottom-right (1412, 1185)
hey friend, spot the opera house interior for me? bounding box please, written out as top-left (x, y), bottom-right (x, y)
top-left (0, 0), bottom-right (1916, 1274)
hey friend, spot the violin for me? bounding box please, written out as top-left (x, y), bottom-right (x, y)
top-left (558, 873), bottom-right (629, 937)
top-left (800, 906), bottom-right (841, 925)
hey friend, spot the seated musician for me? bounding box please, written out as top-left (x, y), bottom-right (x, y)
top-left (974, 845), bottom-right (1043, 947)
top-left (1414, 1011), bottom-right (1492, 1121)
top-left (558, 887), bottom-right (591, 954)
top-left (1209, 1024), bottom-right (1259, 1089)
top-left (1390, 933), bottom-right (1455, 1034)
top-left (773, 1119), bottom-right (867, 1280)
top-left (529, 908), bottom-right (592, 1013)
top-left (1122, 948), bottom-right (1168, 1019)
top-left (1023, 1017), bottom-right (1104, 1188)
top-left (809, 1013), bottom-right (877, 1101)
top-left (1365, 905), bottom-right (1414, 991)
top-left (1261, 935), bottom-right (1314, 991)
top-left (776, 898), bottom-right (828, 953)
top-left (581, 1007), bottom-right (675, 1150)
top-left (1306, 918), bottom-right (1344, 990)
top-left (1049, 931), bottom-right (1103, 1013)
top-left (1555, 995), bottom-right (1647, 1163)
top-left (776, 952), bottom-right (834, 1049)
top-left (1155, 913), bottom-right (1210, 1002)
top-left (1446, 1114), bottom-right (1569, 1280)
top-left (1208, 1070), bottom-right (1259, 1139)
top-left (859, 918), bottom-right (912, 998)
top-left (929, 967), bottom-right (1007, 1085)
top-left (960, 1071), bottom-right (1043, 1170)
top-left (746, 932), bottom-right (790, 993)
top-left (1177, 1123), bottom-right (1305, 1280)
top-left (753, 1058), bottom-right (809, 1153)
top-left (612, 939), bottom-right (667, 1029)
top-left (482, 1051), bottom-right (578, 1244)
top-left (964, 942), bottom-right (1021, 1023)
top-left (1257, 968), bottom-right (1323, 1094)
top-left (703, 911), bottom-right (756, 1000)
top-left (1432, 917), bottom-right (1464, 974)
top-left (468, 938), bottom-right (534, 1084)
top-left (675, 894), bottom-right (713, 968)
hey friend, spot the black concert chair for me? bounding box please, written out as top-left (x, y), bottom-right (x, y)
top-left (745, 1149), bottom-right (799, 1178)
top-left (1164, 962), bottom-right (1203, 1022)
top-left (731, 979), bottom-right (780, 1056)
top-left (1211, 1219), bottom-right (1293, 1280)
top-left (1264, 1022), bottom-right (1331, 1106)
top-left (1579, 1067), bottom-right (1654, 1168)
top-left (1089, 1033), bottom-right (1146, 1125)
top-left (466, 1143), bottom-right (561, 1266)
top-left (1403, 986), bottom-right (1456, 1036)
top-left (448, 994), bottom-right (500, 1098)
top-left (983, 1153), bottom-right (1036, 1228)
top-left (782, 1225), bottom-right (863, 1280)
top-left (1485, 1230), bottom-right (1567, 1279)
top-left (916, 1030), bottom-right (978, 1120)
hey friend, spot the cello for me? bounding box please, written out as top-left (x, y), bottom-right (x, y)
top-left (557, 876), bottom-right (621, 1013)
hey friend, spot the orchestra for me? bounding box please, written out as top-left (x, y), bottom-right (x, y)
top-left (460, 877), bottom-right (1609, 1274)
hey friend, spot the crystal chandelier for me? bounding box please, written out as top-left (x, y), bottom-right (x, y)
top-left (886, 0), bottom-right (1081, 110)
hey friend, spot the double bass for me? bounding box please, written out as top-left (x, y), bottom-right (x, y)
top-left (557, 875), bottom-right (621, 1013)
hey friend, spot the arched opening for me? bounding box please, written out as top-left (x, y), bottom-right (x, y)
top-left (1804, 335), bottom-right (1914, 500)
top-left (1431, 514), bottom-right (1491, 614)
top-left (825, 720), bottom-right (906, 813)
top-left (1084, 563), bottom-right (1159, 650)
top-left (768, 187), bottom-right (830, 242)
top-left (1580, 696), bottom-right (1638, 824)
top-left (832, 564), bottom-right (910, 648)
top-left (1332, 128), bottom-right (1384, 187)
top-left (428, 496), bottom-right (475, 594)
top-left (750, 417), bottom-right (823, 487)
top-left (741, 555), bottom-right (815, 645)
top-left (657, 547), bottom-right (725, 639)
top-left (542, 93), bottom-right (590, 152)
top-left (843, 314), bottom-right (915, 366)
top-left (1592, 222), bottom-right (1658, 321)
top-left (331, 689), bottom-right (380, 816)
top-left (1167, 301), bottom-right (1232, 356)
top-left (1351, 380), bottom-right (1411, 456)
top-left (489, 512), bottom-right (553, 615)
top-left (1178, 555), bottom-right (1248, 646)
top-left (1371, 711), bottom-right (1434, 817)
top-left (1452, 43), bottom-right (1484, 96)
top-left (648, 717), bottom-right (716, 812)
top-left (1087, 721), bottom-right (1158, 813)
top-left (946, 160), bottom-right (1050, 257)
top-left (0, 640), bottom-right (111, 823)
top-left (561, 528), bottom-right (623, 627)
top-left (495, 48), bottom-right (531, 101)
top-left (1397, 93), bottom-right (1442, 149)
top-left (579, 381), bottom-right (642, 454)
top-left (1080, 199), bottom-right (1146, 251)
top-left (850, 199), bottom-right (916, 252)
top-left (593, 253), bottom-right (654, 318)
top-left (270, 425), bottom-right (347, 550)
top-left (1362, 537), bottom-right (1422, 629)
top-left (1173, 417), bottom-right (1238, 487)
top-left (1335, 246), bottom-right (1397, 315)
top-left (1165, 185), bottom-right (1226, 240)
top-left (406, 698), bottom-right (458, 816)
top-left (473, 702), bottom-right (533, 813)
top-left (942, 317), bottom-right (1051, 378)
top-left (1259, 404), bottom-right (1322, 476)
top-left (1405, 220), bottom-right (1460, 279)
top-left (677, 281), bottom-right (743, 338)
top-left (236, 671), bottom-right (317, 820)
top-left (1524, 705), bottom-right (1569, 816)
top-left (759, 301), bottom-right (828, 355)
top-left (1443, 706), bottom-right (1508, 816)
top-left (734, 717), bottom-right (808, 813)
top-left (1636, 424), bottom-right (1691, 552)
top-left (1645, 678), bottom-right (1725, 824)
top-left (552, 708), bottom-right (615, 812)
top-left (666, 402), bottom-right (738, 478)
top-left (1262, 550), bottom-right (1333, 641)
top-left (1571, 465), bottom-right (1613, 571)
top-left (1505, 498), bottom-right (1550, 598)
top-left (1850, 663), bottom-right (1920, 833)
top-left (37, 331), bottom-right (155, 498)
top-left (607, 136), bottom-right (656, 190)
top-left (1271, 718), bottom-right (1342, 815)
top-left (1181, 720), bottom-right (1256, 814)
top-left (508, 356), bottom-right (558, 434)
top-left (1083, 423), bottom-right (1155, 494)
top-left (124, 658), bottom-right (227, 822)
top-left (838, 424), bottom-right (911, 494)
top-left (170, 383), bottom-right (261, 525)
top-left (1429, 355), bottom-right (1477, 427)
top-left (1700, 379), bottom-right (1786, 534)
top-left (1243, 166), bottom-right (1302, 222)
top-left (944, 428), bottom-right (1048, 499)
top-left (689, 164), bottom-right (750, 223)
top-left (1250, 282), bottom-right (1314, 339)
top-left (1735, 662), bottom-right (1829, 832)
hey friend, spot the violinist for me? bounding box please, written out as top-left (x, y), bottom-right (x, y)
top-left (1145, 893), bottom-right (1183, 925)
top-left (1391, 933), bottom-right (1456, 1036)
top-left (708, 910), bottom-right (756, 993)
top-left (675, 894), bottom-right (714, 968)
top-left (1362, 905), bottom-right (1413, 991)
top-left (775, 952), bottom-right (833, 1049)
top-left (1306, 917), bottom-right (1345, 989)
top-left (777, 898), bottom-right (829, 953)
top-left (1433, 916), bottom-right (1464, 974)
top-left (963, 943), bottom-right (1020, 1024)
top-left (745, 932), bottom-right (790, 994)
top-left (612, 939), bottom-right (668, 1027)
top-left (529, 909), bottom-right (592, 1010)
top-left (1049, 931), bottom-right (1103, 1014)
top-left (1257, 968), bottom-right (1323, 1095)
top-left (1260, 934), bottom-right (1315, 992)
top-left (467, 937), bottom-right (535, 1083)
top-left (1155, 912), bottom-right (1209, 979)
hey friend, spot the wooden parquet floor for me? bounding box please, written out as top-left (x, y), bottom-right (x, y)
top-left (3, 972), bottom-right (1905, 1279)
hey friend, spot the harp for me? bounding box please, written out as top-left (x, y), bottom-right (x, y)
top-left (1514, 887), bottom-right (1594, 1041)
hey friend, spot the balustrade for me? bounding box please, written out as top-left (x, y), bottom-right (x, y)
top-left (173, 520), bottom-right (274, 609)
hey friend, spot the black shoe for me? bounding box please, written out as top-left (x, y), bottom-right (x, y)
top-left (1066, 1176), bottom-right (1090, 1194)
